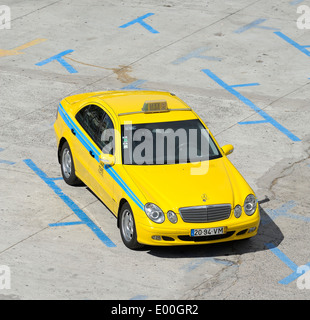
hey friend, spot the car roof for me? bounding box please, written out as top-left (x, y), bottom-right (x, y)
top-left (65, 90), bottom-right (190, 114)
top-left (64, 90), bottom-right (198, 125)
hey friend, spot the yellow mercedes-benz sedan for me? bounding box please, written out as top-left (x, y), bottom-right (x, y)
top-left (54, 90), bottom-right (260, 249)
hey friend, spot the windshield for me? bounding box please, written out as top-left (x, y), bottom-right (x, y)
top-left (121, 119), bottom-right (222, 165)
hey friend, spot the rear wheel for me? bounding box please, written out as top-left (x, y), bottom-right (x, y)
top-left (120, 203), bottom-right (143, 250)
top-left (60, 141), bottom-right (81, 186)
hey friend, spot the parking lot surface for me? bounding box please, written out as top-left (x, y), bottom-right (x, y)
top-left (0, 0), bottom-right (310, 300)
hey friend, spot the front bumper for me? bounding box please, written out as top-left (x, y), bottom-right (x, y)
top-left (136, 207), bottom-right (260, 246)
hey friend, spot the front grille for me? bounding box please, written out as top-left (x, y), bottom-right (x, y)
top-left (179, 204), bottom-right (231, 223)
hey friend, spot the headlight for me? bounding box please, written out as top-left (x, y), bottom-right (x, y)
top-left (234, 205), bottom-right (242, 218)
top-left (144, 203), bottom-right (165, 224)
top-left (167, 211), bottom-right (178, 224)
top-left (244, 194), bottom-right (257, 216)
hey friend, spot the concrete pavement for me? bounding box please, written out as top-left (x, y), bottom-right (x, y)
top-left (0, 0), bottom-right (310, 300)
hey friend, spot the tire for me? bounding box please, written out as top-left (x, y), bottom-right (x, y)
top-left (60, 141), bottom-right (81, 186)
top-left (119, 202), bottom-right (143, 250)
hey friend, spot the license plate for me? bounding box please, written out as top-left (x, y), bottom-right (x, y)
top-left (191, 226), bottom-right (225, 237)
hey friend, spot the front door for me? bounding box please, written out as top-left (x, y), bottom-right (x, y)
top-left (75, 104), bottom-right (116, 212)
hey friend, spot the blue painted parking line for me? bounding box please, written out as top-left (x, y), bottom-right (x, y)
top-left (121, 79), bottom-right (147, 90)
top-left (49, 221), bottom-right (85, 227)
top-left (119, 13), bottom-right (159, 34)
top-left (0, 159), bottom-right (16, 165)
top-left (230, 82), bottom-right (260, 88)
top-left (262, 200), bottom-right (310, 225)
top-left (290, 0), bottom-right (305, 5)
top-left (130, 295), bottom-right (148, 300)
top-left (0, 148), bottom-right (16, 165)
top-left (265, 243), bottom-right (310, 284)
top-left (265, 243), bottom-right (298, 271)
top-left (202, 69), bottom-right (301, 142)
top-left (36, 50), bottom-right (78, 73)
top-left (49, 177), bottom-right (63, 181)
top-left (234, 18), bottom-right (279, 34)
top-left (171, 46), bottom-right (221, 65)
top-left (274, 32), bottom-right (310, 57)
top-left (239, 120), bottom-right (268, 125)
top-left (23, 159), bottom-right (116, 248)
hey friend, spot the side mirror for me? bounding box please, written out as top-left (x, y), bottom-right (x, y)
top-left (99, 154), bottom-right (115, 166)
top-left (221, 144), bottom-right (234, 156)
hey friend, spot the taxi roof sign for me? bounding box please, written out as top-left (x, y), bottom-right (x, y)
top-left (142, 100), bottom-right (168, 113)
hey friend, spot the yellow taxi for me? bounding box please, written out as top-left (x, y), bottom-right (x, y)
top-left (54, 90), bottom-right (260, 249)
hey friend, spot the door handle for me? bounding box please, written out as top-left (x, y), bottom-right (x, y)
top-left (89, 150), bottom-right (95, 158)
top-left (71, 128), bottom-right (76, 136)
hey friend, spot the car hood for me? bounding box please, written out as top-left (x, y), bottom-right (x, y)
top-left (123, 157), bottom-right (245, 212)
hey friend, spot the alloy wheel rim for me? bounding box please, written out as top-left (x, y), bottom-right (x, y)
top-left (122, 209), bottom-right (134, 242)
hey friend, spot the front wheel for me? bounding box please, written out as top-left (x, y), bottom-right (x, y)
top-left (119, 203), bottom-right (143, 250)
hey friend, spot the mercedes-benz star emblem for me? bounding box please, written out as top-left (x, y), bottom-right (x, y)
top-left (201, 194), bottom-right (208, 202)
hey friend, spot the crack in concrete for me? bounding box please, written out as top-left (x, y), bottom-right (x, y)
top-left (260, 138), bottom-right (310, 200)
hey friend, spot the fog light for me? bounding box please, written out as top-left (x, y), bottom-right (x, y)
top-left (234, 205), bottom-right (242, 218)
top-left (167, 211), bottom-right (178, 224)
top-left (152, 235), bottom-right (161, 240)
top-left (248, 227), bottom-right (256, 233)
